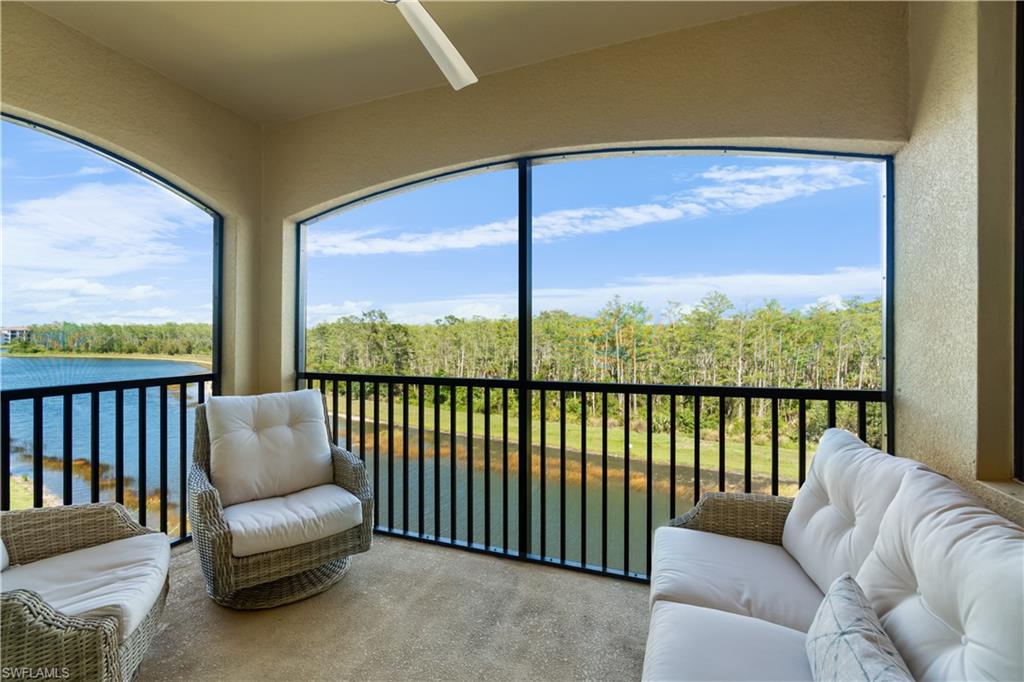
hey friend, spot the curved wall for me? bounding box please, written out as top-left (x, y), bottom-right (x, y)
top-left (260, 1), bottom-right (910, 393)
top-left (0, 2), bottom-right (262, 394)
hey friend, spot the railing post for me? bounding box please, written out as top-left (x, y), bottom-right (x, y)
top-left (517, 158), bottom-right (533, 558)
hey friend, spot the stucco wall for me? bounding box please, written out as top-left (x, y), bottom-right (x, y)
top-left (0, 2), bottom-right (262, 395)
top-left (894, 1), bottom-right (1022, 524)
top-left (259, 1), bottom-right (911, 394)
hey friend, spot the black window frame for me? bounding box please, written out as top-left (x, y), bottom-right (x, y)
top-left (1, 112), bottom-right (225, 394)
top-left (295, 146), bottom-right (896, 450)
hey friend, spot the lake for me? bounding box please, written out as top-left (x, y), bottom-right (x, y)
top-left (2, 356), bottom-right (209, 535)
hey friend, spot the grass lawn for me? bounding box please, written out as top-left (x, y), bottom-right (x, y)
top-left (7, 474), bottom-right (62, 509)
top-left (336, 402), bottom-right (809, 483)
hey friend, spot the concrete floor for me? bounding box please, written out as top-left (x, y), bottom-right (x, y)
top-left (140, 537), bottom-right (649, 681)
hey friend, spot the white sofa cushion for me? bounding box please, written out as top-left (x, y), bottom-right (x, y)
top-left (207, 389), bottom-right (333, 506)
top-left (782, 429), bottom-right (921, 593)
top-left (856, 468), bottom-right (1024, 682)
top-left (0, 533), bottom-right (170, 641)
top-left (642, 600), bottom-right (812, 681)
top-left (806, 574), bottom-right (913, 681)
top-left (223, 483), bottom-right (363, 557)
top-left (650, 526), bottom-right (823, 632)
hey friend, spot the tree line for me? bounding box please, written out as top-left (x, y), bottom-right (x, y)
top-left (305, 293), bottom-right (882, 391)
top-left (6, 322), bottom-right (213, 357)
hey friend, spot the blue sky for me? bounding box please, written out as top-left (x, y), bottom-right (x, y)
top-left (305, 152), bottom-right (885, 325)
top-left (1, 120), bottom-right (214, 327)
top-left (1, 117), bottom-right (884, 330)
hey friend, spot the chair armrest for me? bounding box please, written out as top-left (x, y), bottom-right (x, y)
top-left (669, 492), bottom-right (794, 545)
top-left (187, 466), bottom-right (229, 537)
top-left (0, 502), bottom-right (149, 566)
top-left (330, 444), bottom-right (371, 501)
top-left (0, 589), bottom-right (120, 680)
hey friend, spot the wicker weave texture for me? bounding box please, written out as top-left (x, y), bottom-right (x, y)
top-left (670, 492), bottom-right (794, 545)
top-left (0, 503), bottom-right (168, 681)
top-left (188, 396), bottom-right (372, 609)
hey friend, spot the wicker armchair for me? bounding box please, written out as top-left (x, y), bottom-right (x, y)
top-left (0, 503), bottom-right (169, 681)
top-left (669, 492), bottom-right (795, 546)
top-left (188, 394), bottom-right (372, 609)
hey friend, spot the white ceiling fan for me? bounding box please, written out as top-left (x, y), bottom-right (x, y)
top-left (385, 0), bottom-right (478, 91)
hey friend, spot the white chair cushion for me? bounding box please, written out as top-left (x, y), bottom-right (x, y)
top-left (223, 483), bottom-right (363, 557)
top-left (207, 389), bottom-right (333, 506)
top-left (651, 526), bottom-right (823, 632)
top-left (0, 533), bottom-right (170, 641)
top-left (856, 468), bottom-right (1024, 682)
top-left (782, 429), bottom-right (921, 593)
top-left (0, 538), bottom-right (8, 571)
top-left (642, 600), bottom-right (812, 681)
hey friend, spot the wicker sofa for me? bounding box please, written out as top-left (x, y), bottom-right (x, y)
top-left (188, 389), bottom-right (372, 609)
top-left (642, 429), bottom-right (1024, 681)
top-left (0, 502), bottom-right (170, 681)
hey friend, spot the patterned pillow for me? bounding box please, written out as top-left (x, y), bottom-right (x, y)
top-left (806, 573), bottom-right (913, 682)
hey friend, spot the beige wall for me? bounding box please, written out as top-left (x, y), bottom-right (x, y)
top-left (259, 1), bottom-right (910, 394)
top-left (894, 1), bottom-right (1022, 524)
top-left (0, 3), bottom-right (262, 395)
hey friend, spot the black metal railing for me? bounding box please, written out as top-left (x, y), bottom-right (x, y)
top-left (298, 371), bottom-right (890, 581)
top-left (0, 369), bottom-right (889, 580)
top-left (0, 373), bottom-right (215, 544)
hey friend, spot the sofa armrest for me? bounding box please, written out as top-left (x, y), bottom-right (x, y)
top-left (669, 492), bottom-right (794, 545)
top-left (0, 590), bottom-right (120, 680)
top-left (0, 502), bottom-right (149, 566)
top-left (330, 444), bottom-right (371, 502)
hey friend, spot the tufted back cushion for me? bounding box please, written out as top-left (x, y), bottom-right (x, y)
top-left (782, 429), bottom-right (921, 593)
top-left (856, 468), bottom-right (1024, 681)
top-left (207, 390), bottom-right (333, 507)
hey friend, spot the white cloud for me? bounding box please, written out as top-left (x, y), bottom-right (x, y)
top-left (689, 162), bottom-right (868, 212)
top-left (2, 181), bottom-right (211, 325)
top-left (306, 301), bottom-right (375, 325)
top-left (3, 181), bottom-right (207, 280)
top-left (312, 266), bottom-right (882, 325)
top-left (801, 293), bottom-right (848, 313)
top-left (15, 277), bottom-right (160, 301)
top-left (308, 160), bottom-right (873, 257)
top-left (8, 165), bottom-right (114, 181)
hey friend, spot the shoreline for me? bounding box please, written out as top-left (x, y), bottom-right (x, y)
top-left (1, 351), bottom-right (212, 370)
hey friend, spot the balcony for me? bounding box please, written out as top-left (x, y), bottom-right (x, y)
top-left (145, 536), bottom-right (648, 680)
top-left (1, 1), bottom-right (1022, 681)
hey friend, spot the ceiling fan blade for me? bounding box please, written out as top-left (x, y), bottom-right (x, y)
top-left (394, 0), bottom-right (478, 91)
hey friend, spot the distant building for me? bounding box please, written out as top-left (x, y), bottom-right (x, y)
top-left (1, 327), bottom-right (31, 344)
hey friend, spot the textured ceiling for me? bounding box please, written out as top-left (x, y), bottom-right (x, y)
top-left (30, 1), bottom-right (793, 123)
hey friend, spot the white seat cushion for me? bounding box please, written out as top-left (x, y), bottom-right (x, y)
top-left (856, 469), bottom-right (1024, 682)
top-left (782, 429), bottom-right (922, 593)
top-left (0, 533), bottom-right (170, 641)
top-left (223, 484), bottom-right (363, 557)
top-left (207, 389), bottom-right (334, 507)
top-left (650, 526), bottom-right (823, 632)
top-left (642, 600), bottom-right (812, 681)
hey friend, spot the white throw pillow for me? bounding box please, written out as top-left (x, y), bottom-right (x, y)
top-left (1, 538), bottom-right (8, 571)
top-left (207, 389), bottom-right (333, 507)
top-left (782, 429), bottom-right (921, 593)
top-left (805, 573), bottom-right (912, 682)
top-left (856, 468), bottom-right (1024, 682)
